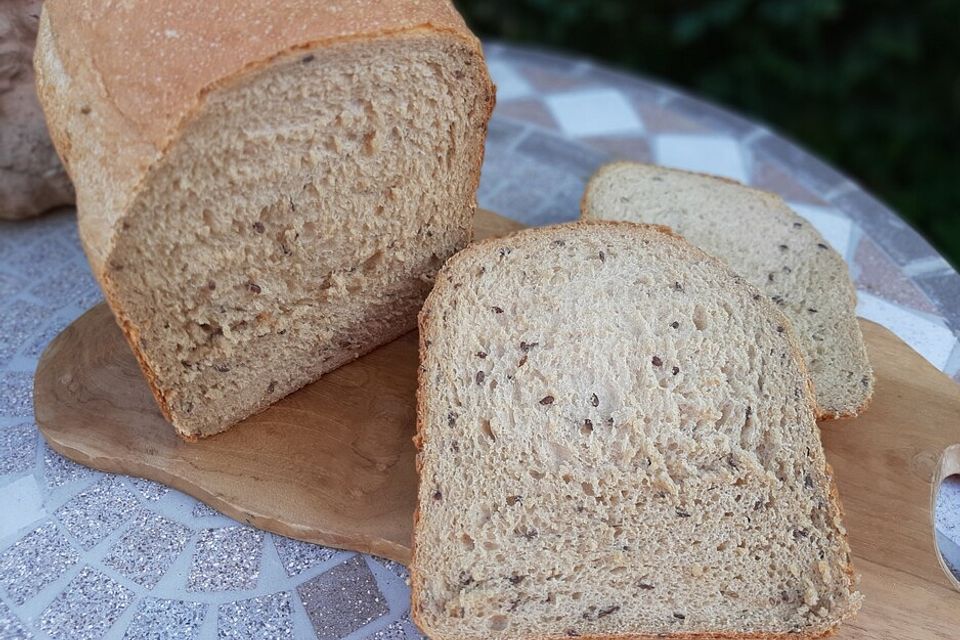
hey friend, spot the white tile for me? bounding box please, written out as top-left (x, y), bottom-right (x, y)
top-left (545, 89), bottom-right (643, 137)
top-left (0, 476), bottom-right (46, 539)
top-left (903, 255), bottom-right (954, 277)
top-left (856, 292), bottom-right (958, 370)
top-left (935, 531), bottom-right (960, 580)
top-left (788, 202), bottom-right (855, 259)
top-left (487, 61), bottom-right (532, 101)
top-left (937, 475), bottom-right (960, 545)
top-left (945, 341), bottom-right (960, 378)
top-left (652, 134), bottom-right (747, 183)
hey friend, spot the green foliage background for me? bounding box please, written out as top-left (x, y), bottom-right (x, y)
top-left (458, 0), bottom-right (960, 266)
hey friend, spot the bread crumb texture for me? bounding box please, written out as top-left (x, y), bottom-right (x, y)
top-left (583, 163), bottom-right (873, 420)
top-left (413, 223), bottom-right (861, 640)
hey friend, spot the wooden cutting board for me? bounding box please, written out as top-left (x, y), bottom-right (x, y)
top-left (34, 210), bottom-right (960, 639)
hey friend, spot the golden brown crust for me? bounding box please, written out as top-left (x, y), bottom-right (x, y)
top-left (409, 221), bottom-right (856, 640)
top-left (42, 0), bottom-right (474, 148)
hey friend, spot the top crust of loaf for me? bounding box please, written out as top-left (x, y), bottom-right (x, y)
top-left (41, 0), bottom-right (474, 146)
top-left (34, 0), bottom-right (490, 271)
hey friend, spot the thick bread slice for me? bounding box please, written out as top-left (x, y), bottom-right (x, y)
top-left (35, 0), bottom-right (494, 438)
top-left (582, 163), bottom-right (873, 420)
top-left (412, 222), bottom-right (860, 640)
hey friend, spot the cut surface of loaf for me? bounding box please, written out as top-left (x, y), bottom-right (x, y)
top-left (413, 222), bottom-right (860, 640)
top-left (35, 0), bottom-right (494, 437)
top-left (582, 163), bottom-right (873, 419)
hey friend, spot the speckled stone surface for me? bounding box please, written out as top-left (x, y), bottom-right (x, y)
top-left (122, 598), bottom-right (206, 640)
top-left (37, 566), bottom-right (133, 640)
top-left (104, 512), bottom-right (191, 588)
top-left (298, 556), bottom-right (389, 640)
top-left (0, 597), bottom-right (31, 640)
top-left (0, 522), bottom-right (78, 605)
top-left (55, 477), bottom-right (145, 550)
top-left (272, 535), bottom-right (339, 578)
top-left (1, 41), bottom-right (958, 639)
top-left (189, 527), bottom-right (263, 592)
top-left (217, 592), bottom-right (293, 640)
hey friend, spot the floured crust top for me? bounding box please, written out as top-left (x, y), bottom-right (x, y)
top-left (42, 0), bottom-right (475, 149)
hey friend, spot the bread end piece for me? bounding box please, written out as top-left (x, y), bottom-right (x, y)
top-left (582, 162), bottom-right (874, 420)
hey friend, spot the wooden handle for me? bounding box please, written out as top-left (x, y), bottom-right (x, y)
top-left (933, 445), bottom-right (960, 590)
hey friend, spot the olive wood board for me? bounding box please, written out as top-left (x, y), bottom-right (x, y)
top-left (35, 209), bottom-right (960, 639)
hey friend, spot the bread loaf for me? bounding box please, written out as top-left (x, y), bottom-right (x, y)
top-left (582, 162), bottom-right (873, 419)
top-left (35, 0), bottom-right (494, 438)
top-left (412, 222), bottom-right (860, 639)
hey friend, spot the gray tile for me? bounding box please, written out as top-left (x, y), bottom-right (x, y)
top-left (495, 98), bottom-right (560, 131)
top-left (485, 118), bottom-right (529, 151)
top-left (55, 477), bottom-right (143, 550)
top-left (188, 526), bottom-right (263, 592)
top-left (0, 272), bottom-right (23, 299)
top-left (579, 135), bottom-right (652, 163)
top-left (0, 422), bottom-right (36, 475)
top-left (43, 444), bottom-right (100, 488)
top-left (217, 592), bottom-right (293, 640)
top-left (0, 521), bottom-right (78, 605)
top-left (38, 566), bottom-right (133, 640)
top-left (664, 93), bottom-right (759, 138)
top-left (22, 313), bottom-right (75, 360)
top-left (5, 237), bottom-right (75, 282)
top-left (515, 130), bottom-right (609, 181)
top-left (484, 181), bottom-right (558, 222)
top-left (122, 597), bottom-right (206, 640)
top-left (0, 373), bottom-right (34, 417)
top-left (298, 556), bottom-right (389, 640)
top-left (516, 61), bottom-right (595, 94)
top-left (190, 501), bottom-right (222, 518)
top-left (751, 132), bottom-right (849, 194)
top-left (0, 299), bottom-right (51, 366)
top-left (403, 615), bottom-right (428, 640)
top-left (104, 512), bottom-right (191, 588)
top-left (832, 189), bottom-right (940, 266)
top-left (853, 237), bottom-right (937, 313)
top-left (364, 617), bottom-right (405, 640)
top-left (28, 263), bottom-right (103, 312)
top-left (371, 556), bottom-right (409, 582)
top-left (272, 535), bottom-right (337, 577)
top-left (584, 66), bottom-right (664, 103)
top-left (914, 270), bottom-right (960, 333)
top-left (0, 597), bottom-right (31, 640)
top-left (129, 478), bottom-right (170, 502)
top-left (495, 43), bottom-right (583, 76)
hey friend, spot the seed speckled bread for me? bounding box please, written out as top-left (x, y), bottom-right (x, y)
top-left (34, 0), bottom-right (494, 438)
top-left (582, 162), bottom-right (873, 420)
top-left (412, 222), bottom-right (860, 640)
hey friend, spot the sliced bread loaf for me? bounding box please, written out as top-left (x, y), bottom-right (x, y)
top-left (412, 222), bottom-right (860, 639)
top-left (35, 0), bottom-right (494, 438)
top-left (582, 163), bottom-right (873, 419)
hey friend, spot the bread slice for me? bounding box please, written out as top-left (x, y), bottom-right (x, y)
top-left (35, 0), bottom-right (494, 438)
top-left (582, 163), bottom-right (873, 420)
top-left (412, 222), bottom-right (860, 639)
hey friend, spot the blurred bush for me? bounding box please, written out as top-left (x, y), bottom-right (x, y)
top-left (459, 0), bottom-right (960, 266)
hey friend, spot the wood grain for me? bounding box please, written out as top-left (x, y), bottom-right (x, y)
top-left (34, 209), bottom-right (960, 638)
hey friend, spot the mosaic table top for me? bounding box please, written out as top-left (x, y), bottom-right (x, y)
top-left (1, 42), bottom-right (959, 639)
